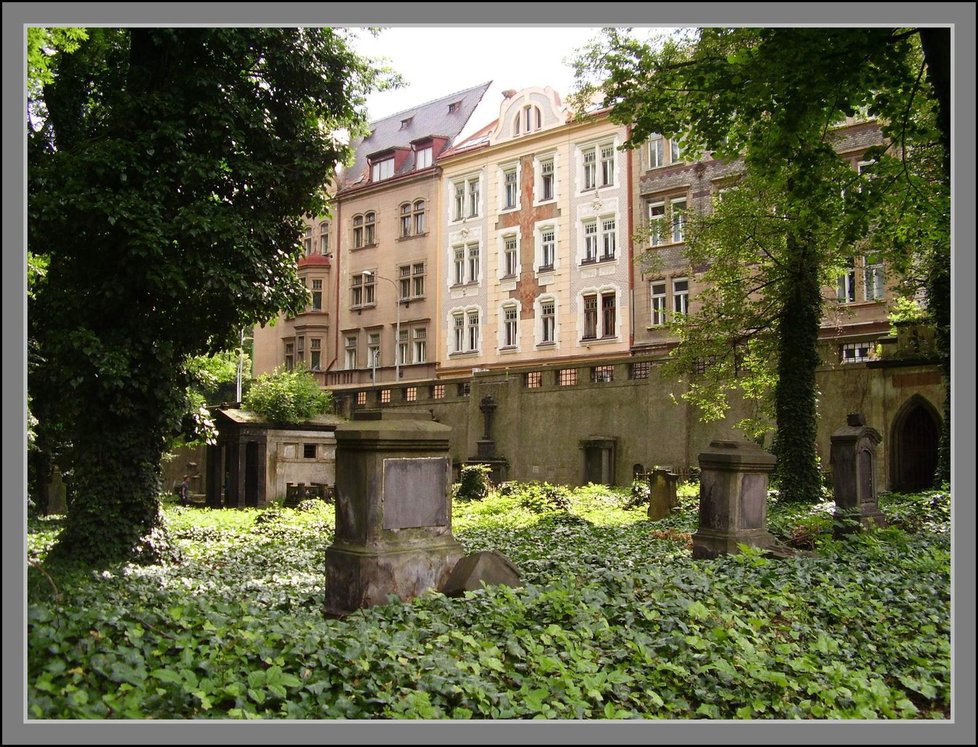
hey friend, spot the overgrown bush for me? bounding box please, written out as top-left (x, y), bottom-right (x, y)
top-left (242, 366), bottom-right (332, 423)
top-left (513, 481), bottom-right (572, 514)
top-left (455, 464), bottom-right (492, 501)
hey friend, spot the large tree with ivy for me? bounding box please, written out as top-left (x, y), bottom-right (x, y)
top-left (573, 27), bottom-right (950, 501)
top-left (29, 27), bottom-right (391, 564)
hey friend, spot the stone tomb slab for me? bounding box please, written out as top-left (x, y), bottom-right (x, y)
top-left (382, 457), bottom-right (450, 530)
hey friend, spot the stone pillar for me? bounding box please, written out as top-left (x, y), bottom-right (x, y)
top-left (830, 413), bottom-right (885, 530)
top-left (692, 440), bottom-right (778, 559)
top-left (325, 410), bottom-right (463, 617)
top-left (647, 467), bottom-right (678, 521)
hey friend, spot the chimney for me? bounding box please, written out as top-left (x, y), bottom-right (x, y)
top-left (502, 89), bottom-right (517, 99)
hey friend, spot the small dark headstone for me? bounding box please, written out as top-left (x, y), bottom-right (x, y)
top-left (440, 551), bottom-right (522, 597)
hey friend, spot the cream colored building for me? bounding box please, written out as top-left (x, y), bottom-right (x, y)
top-left (437, 87), bottom-right (632, 384)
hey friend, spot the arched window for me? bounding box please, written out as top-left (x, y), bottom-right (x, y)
top-left (399, 203), bottom-right (412, 237)
top-left (364, 211), bottom-right (376, 245)
top-left (352, 214), bottom-right (364, 249)
top-left (413, 200), bottom-right (426, 235)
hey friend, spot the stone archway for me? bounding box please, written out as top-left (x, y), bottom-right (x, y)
top-left (890, 395), bottom-right (941, 492)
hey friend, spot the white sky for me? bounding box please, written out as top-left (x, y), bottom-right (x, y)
top-left (347, 26), bottom-right (675, 141)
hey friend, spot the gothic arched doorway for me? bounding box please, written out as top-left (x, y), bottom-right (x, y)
top-left (890, 395), bottom-right (941, 492)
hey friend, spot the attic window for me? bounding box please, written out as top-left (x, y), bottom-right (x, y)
top-left (448, 101), bottom-right (461, 113)
top-left (400, 117), bottom-right (414, 129)
top-left (371, 157), bottom-right (394, 181)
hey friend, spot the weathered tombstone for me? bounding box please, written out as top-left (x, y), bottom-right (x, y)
top-left (692, 440), bottom-right (778, 559)
top-left (647, 466), bottom-right (678, 520)
top-left (830, 413), bottom-right (886, 531)
top-left (325, 410), bottom-right (463, 617)
top-left (440, 551), bottom-right (522, 597)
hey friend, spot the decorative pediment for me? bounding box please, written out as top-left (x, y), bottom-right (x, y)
top-left (488, 87), bottom-right (567, 146)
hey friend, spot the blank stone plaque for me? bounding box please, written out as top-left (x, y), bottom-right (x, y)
top-left (383, 457), bottom-right (449, 530)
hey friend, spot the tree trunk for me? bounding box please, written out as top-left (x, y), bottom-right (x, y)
top-left (772, 233), bottom-right (824, 502)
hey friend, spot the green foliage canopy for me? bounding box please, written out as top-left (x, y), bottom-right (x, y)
top-left (242, 366), bottom-right (332, 424)
top-left (28, 28), bottom-right (392, 564)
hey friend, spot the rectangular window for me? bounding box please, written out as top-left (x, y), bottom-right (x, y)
top-left (541, 300), bottom-right (555, 344)
top-left (673, 278), bottom-right (689, 316)
top-left (404, 386), bottom-right (418, 402)
top-left (541, 158), bottom-right (555, 201)
top-left (671, 198), bottom-right (686, 243)
top-left (430, 384), bottom-right (446, 399)
top-left (380, 389), bottom-right (391, 404)
top-left (453, 182), bottom-right (465, 221)
top-left (371, 158), bottom-right (394, 181)
top-left (399, 264), bottom-right (411, 300)
top-left (284, 341), bottom-right (294, 371)
top-left (649, 202), bottom-right (665, 246)
top-left (453, 313), bottom-right (465, 353)
top-left (310, 338), bottom-right (322, 371)
top-left (837, 259), bottom-right (856, 303)
top-left (413, 327), bottom-right (427, 363)
top-left (457, 382), bottom-right (471, 397)
top-left (504, 236), bottom-right (518, 277)
top-left (601, 218), bottom-right (616, 260)
top-left (415, 146), bottom-right (432, 170)
top-left (303, 226), bottom-right (313, 254)
top-left (650, 281), bottom-right (667, 326)
top-left (311, 279), bottom-right (323, 310)
top-left (319, 223), bottom-right (329, 255)
top-left (583, 294), bottom-right (598, 339)
top-left (503, 305), bottom-right (518, 348)
top-left (296, 337), bottom-right (304, 366)
top-left (841, 342), bottom-right (872, 364)
top-left (467, 310), bottom-right (480, 352)
top-left (503, 167), bottom-right (518, 209)
top-left (344, 335), bottom-right (357, 369)
top-left (600, 144), bottom-right (615, 186)
top-left (368, 332), bottom-right (381, 368)
top-left (412, 262), bottom-right (425, 298)
top-left (351, 273), bottom-right (374, 307)
top-left (670, 138), bottom-right (682, 164)
top-left (453, 246), bottom-right (465, 285)
top-left (630, 361), bottom-right (651, 379)
top-left (602, 293), bottom-right (616, 337)
top-left (591, 365), bottom-right (614, 383)
top-left (583, 148), bottom-right (597, 190)
top-left (864, 255), bottom-right (885, 301)
top-left (356, 391), bottom-right (367, 406)
top-left (583, 220), bottom-right (598, 263)
top-left (468, 245), bottom-right (480, 283)
top-left (525, 371), bottom-right (543, 388)
top-left (648, 136), bottom-right (665, 169)
top-left (557, 368), bottom-right (578, 386)
top-left (397, 329), bottom-right (409, 366)
top-left (303, 443), bottom-right (317, 459)
top-left (468, 178), bottom-right (480, 217)
top-left (540, 227), bottom-right (555, 270)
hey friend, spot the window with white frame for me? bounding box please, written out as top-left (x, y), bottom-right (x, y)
top-left (453, 246), bottom-right (465, 285)
top-left (837, 258), bottom-right (856, 303)
top-left (672, 278), bottom-right (689, 316)
top-left (540, 298), bottom-right (556, 344)
top-left (583, 294), bottom-right (598, 339)
top-left (501, 304), bottom-right (518, 348)
top-left (303, 226), bottom-right (313, 254)
top-left (540, 157), bottom-right (555, 201)
top-left (351, 272), bottom-right (375, 308)
top-left (415, 146), bottom-right (432, 170)
top-left (310, 278), bottom-right (323, 310)
top-left (344, 335), bottom-right (357, 369)
top-left (503, 166), bottom-right (518, 210)
top-left (583, 220), bottom-right (598, 263)
top-left (451, 175), bottom-right (481, 221)
top-left (398, 262), bottom-right (425, 301)
top-left (580, 141), bottom-right (615, 191)
top-left (503, 235), bottom-right (519, 277)
top-left (451, 309), bottom-right (480, 354)
top-left (397, 329), bottom-right (409, 366)
top-left (841, 341), bottom-right (873, 364)
top-left (648, 135), bottom-right (665, 169)
top-left (319, 222), bottom-right (329, 255)
top-left (371, 158), bottom-right (394, 181)
top-left (601, 218), bottom-right (616, 260)
top-left (863, 254), bottom-right (885, 301)
top-left (670, 138), bottom-right (682, 163)
top-left (368, 332), bottom-right (381, 368)
top-left (600, 144), bottom-right (616, 186)
top-left (648, 201), bottom-right (666, 246)
top-left (364, 212), bottom-right (376, 245)
top-left (413, 327), bottom-right (427, 363)
top-left (399, 203), bottom-right (412, 237)
top-left (583, 148), bottom-right (597, 190)
top-left (581, 291), bottom-right (617, 340)
top-left (540, 226), bottom-right (556, 270)
top-left (309, 338), bottom-right (322, 370)
top-left (650, 281), bottom-right (667, 326)
top-left (413, 200), bottom-right (426, 235)
top-left (468, 244), bottom-right (480, 283)
top-left (671, 198), bottom-right (686, 243)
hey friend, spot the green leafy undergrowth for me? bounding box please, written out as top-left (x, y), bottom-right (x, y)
top-left (28, 486), bottom-right (950, 719)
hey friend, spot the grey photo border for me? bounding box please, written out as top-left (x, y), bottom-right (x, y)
top-left (4, 2), bottom-right (974, 744)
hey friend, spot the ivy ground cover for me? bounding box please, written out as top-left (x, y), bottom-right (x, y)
top-left (27, 485), bottom-right (951, 720)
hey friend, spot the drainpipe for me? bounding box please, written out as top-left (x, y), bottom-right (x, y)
top-left (326, 195), bottom-right (342, 376)
top-left (626, 123), bottom-right (635, 351)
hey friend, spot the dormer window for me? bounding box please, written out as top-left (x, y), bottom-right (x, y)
top-left (513, 104), bottom-right (543, 136)
top-left (371, 158), bottom-right (394, 181)
top-left (448, 101), bottom-right (461, 113)
top-left (415, 146), bottom-right (432, 170)
top-left (400, 116), bottom-right (413, 130)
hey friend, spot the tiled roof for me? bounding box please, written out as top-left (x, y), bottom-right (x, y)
top-left (339, 81), bottom-right (492, 191)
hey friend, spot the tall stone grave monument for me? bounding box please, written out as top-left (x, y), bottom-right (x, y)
top-left (692, 440), bottom-right (778, 559)
top-left (325, 410), bottom-right (463, 617)
top-left (830, 413), bottom-right (885, 530)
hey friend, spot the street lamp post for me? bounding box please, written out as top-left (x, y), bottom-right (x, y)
top-left (362, 270), bottom-right (400, 382)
